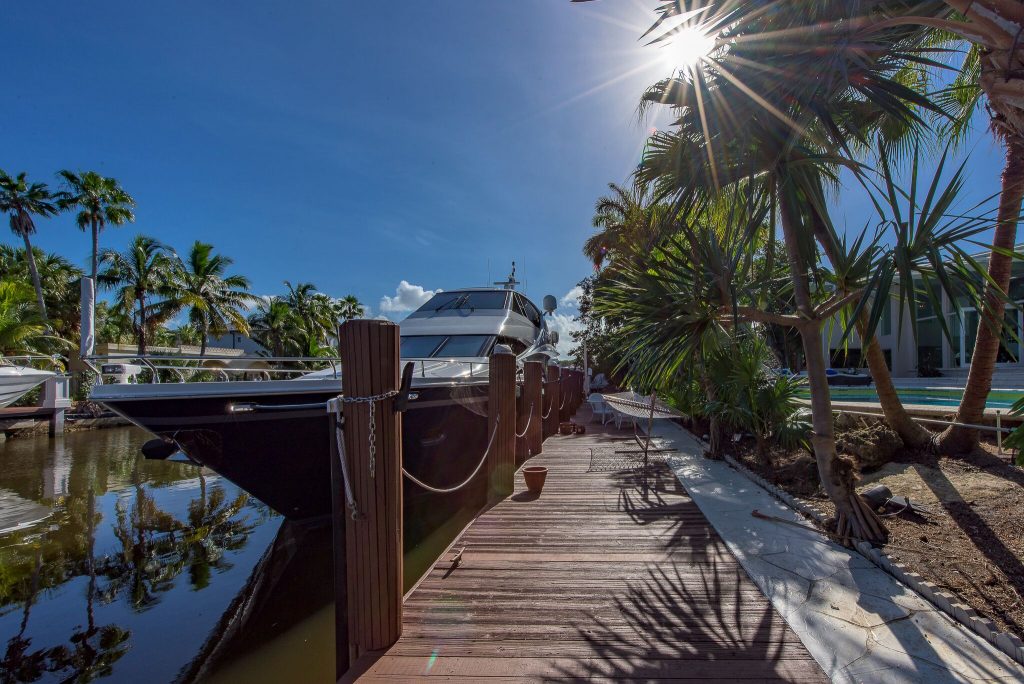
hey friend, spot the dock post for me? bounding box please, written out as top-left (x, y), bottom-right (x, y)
top-left (488, 346), bottom-right (516, 502)
top-left (336, 319), bottom-right (403, 666)
top-left (544, 362), bottom-right (560, 438)
top-left (41, 375), bottom-right (71, 437)
top-left (559, 370), bottom-right (572, 423)
top-left (523, 361), bottom-right (544, 460)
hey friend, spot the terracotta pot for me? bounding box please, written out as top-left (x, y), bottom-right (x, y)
top-left (522, 466), bottom-right (548, 494)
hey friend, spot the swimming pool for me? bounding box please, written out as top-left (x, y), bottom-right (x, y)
top-left (800, 386), bottom-right (1024, 410)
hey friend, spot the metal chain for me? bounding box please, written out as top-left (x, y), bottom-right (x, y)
top-left (339, 390), bottom-right (399, 478)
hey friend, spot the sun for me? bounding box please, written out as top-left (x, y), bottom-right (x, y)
top-left (661, 26), bottom-right (715, 74)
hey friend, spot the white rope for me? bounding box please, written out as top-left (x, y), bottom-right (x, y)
top-left (402, 414), bottom-right (501, 494)
top-left (516, 402), bottom-right (534, 439)
top-left (327, 397), bottom-right (361, 520)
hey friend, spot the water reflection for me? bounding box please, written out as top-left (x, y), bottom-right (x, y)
top-left (0, 428), bottom-right (299, 683)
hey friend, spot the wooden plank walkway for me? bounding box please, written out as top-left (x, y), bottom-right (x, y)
top-left (347, 423), bottom-right (826, 681)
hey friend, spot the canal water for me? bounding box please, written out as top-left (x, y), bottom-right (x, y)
top-left (0, 428), bottom-right (477, 683)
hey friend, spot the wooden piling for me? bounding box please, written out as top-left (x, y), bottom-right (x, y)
top-left (488, 346), bottom-right (516, 501)
top-left (544, 362), bottom-right (560, 438)
top-left (337, 319), bottom-right (403, 664)
top-left (523, 361), bottom-right (543, 458)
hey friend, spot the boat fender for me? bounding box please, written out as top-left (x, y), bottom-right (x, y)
top-left (141, 438), bottom-right (178, 461)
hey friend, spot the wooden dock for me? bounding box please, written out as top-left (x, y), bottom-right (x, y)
top-left (345, 422), bottom-right (826, 681)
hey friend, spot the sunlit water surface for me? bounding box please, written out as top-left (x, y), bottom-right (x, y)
top-left (0, 428), bottom-right (335, 684)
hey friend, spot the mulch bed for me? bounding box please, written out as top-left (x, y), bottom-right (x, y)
top-left (729, 437), bottom-right (1024, 637)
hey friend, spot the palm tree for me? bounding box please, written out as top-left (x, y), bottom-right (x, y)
top-left (336, 295), bottom-right (365, 322)
top-left (0, 245), bottom-right (84, 340)
top-left (98, 235), bottom-right (179, 355)
top-left (583, 182), bottom-right (664, 269)
top-left (0, 280), bottom-right (48, 353)
top-left (858, 3), bottom-right (1024, 452)
top-left (248, 297), bottom-right (299, 357)
top-left (55, 170), bottom-right (135, 309)
top-left (176, 241), bottom-right (256, 355)
top-left (625, 0), bottom-right (979, 542)
top-left (0, 171), bottom-right (58, 325)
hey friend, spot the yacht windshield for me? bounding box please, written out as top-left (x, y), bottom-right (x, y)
top-left (400, 334), bottom-right (494, 358)
top-left (400, 335), bottom-right (446, 358)
top-left (417, 291), bottom-right (509, 313)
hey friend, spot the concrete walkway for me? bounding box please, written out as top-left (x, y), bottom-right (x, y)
top-left (654, 422), bottom-right (1024, 684)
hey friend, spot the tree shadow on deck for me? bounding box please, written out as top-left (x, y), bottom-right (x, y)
top-left (610, 463), bottom-right (720, 558)
top-left (547, 560), bottom-right (809, 681)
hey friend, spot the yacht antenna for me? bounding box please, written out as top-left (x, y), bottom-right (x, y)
top-left (494, 261), bottom-right (520, 290)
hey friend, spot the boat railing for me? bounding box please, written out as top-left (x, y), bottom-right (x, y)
top-left (1, 354), bottom-right (67, 371)
top-left (402, 357), bottom-right (492, 379)
top-left (81, 353), bottom-right (341, 384)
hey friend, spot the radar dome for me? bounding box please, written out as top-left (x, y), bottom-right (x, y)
top-left (542, 294), bottom-right (557, 314)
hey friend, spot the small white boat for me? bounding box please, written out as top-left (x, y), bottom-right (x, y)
top-left (0, 363), bottom-right (55, 408)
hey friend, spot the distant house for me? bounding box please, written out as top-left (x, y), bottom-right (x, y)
top-left (206, 329), bottom-right (268, 356)
top-left (826, 247), bottom-right (1024, 386)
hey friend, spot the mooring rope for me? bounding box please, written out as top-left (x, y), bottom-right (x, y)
top-left (328, 397), bottom-right (361, 520)
top-left (515, 402), bottom-right (534, 439)
top-left (541, 399), bottom-right (553, 420)
top-left (559, 391), bottom-right (568, 411)
top-left (402, 414), bottom-right (501, 494)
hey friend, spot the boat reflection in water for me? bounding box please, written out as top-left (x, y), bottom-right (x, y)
top-left (0, 427), bottom-right (337, 683)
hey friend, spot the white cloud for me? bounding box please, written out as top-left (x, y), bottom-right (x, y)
top-left (560, 286), bottom-right (583, 309)
top-left (546, 312), bottom-right (583, 358)
top-left (379, 281), bottom-right (442, 313)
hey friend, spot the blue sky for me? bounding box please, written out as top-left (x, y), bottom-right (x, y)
top-left (0, 1), bottom-right (1009, 345)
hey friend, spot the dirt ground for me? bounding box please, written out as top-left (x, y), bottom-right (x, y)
top-left (732, 438), bottom-right (1024, 637)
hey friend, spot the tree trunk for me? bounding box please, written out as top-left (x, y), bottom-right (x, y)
top-left (21, 233), bottom-right (49, 326)
top-left (91, 220), bottom-right (99, 288)
top-left (778, 181), bottom-right (886, 543)
top-left (200, 321), bottom-right (208, 356)
top-left (808, 201), bottom-right (931, 449)
top-left (137, 297), bottom-right (148, 356)
top-left (937, 137), bottom-right (1024, 454)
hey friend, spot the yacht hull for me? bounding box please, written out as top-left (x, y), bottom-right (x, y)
top-left (97, 382), bottom-right (491, 522)
top-left (0, 367), bottom-right (55, 408)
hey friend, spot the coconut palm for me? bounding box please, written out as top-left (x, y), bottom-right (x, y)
top-left (248, 297), bottom-right (299, 358)
top-left (0, 280), bottom-right (48, 353)
top-left (0, 171), bottom-right (58, 325)
top-left (98, 235), bottom-right (180, 355)
top-left (583, 182), bottom-right (666, 269)
top-left (0, 245), bottom-right (84, 340)
top-left (55, 170), bottom-right (135, 294)
top-left (175, 241), bottom-right (256, 355)
top-left (336, 294), bottom-right (365, 322)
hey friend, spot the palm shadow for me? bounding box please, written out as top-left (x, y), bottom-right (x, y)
top-left (547, 559), bottom-right (814, 681)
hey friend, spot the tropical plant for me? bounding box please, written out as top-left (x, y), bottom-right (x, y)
top-left (0, 171), bottom-right (58, 326)
top-left (0, 245), bottom-right (84, 340)
top-left (98, 235), bottom-right (180, 355)
top-left (583, 182), bottom-right (666, 269)
top-left (336, 294), bottom-right (365, 322)
top-left (0, 279), bottom-right (49, 354)
top-left (858, 3), bottom-right (1024, 452)
top-left (175, 241), bottom-right (256, 355)
top-left (248, 297), bottom-right (299, 358)
top-left (55, 170), bottom-right (135, 294)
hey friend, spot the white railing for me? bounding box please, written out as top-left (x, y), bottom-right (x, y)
top-left (81, 353), bottom-right (340, 384)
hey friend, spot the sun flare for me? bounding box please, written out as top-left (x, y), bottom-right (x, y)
top-left (661, 26), bottom-right (715, 73)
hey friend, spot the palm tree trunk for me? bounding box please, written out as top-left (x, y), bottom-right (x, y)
top-left (778, 182), bottom-right (886, 543)
top-left (200, 322), bottom-right (208, 356)
top-left (21, 233), bottom-right (49, 325)
top-left (808, 203), bottom-right (931, 449)
top-left (937, 137), bottom-right (1024, 454)
top-left (137, 297), bottom-right (148, 356)
top-left (91, 219), bottom-right (99, 287)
